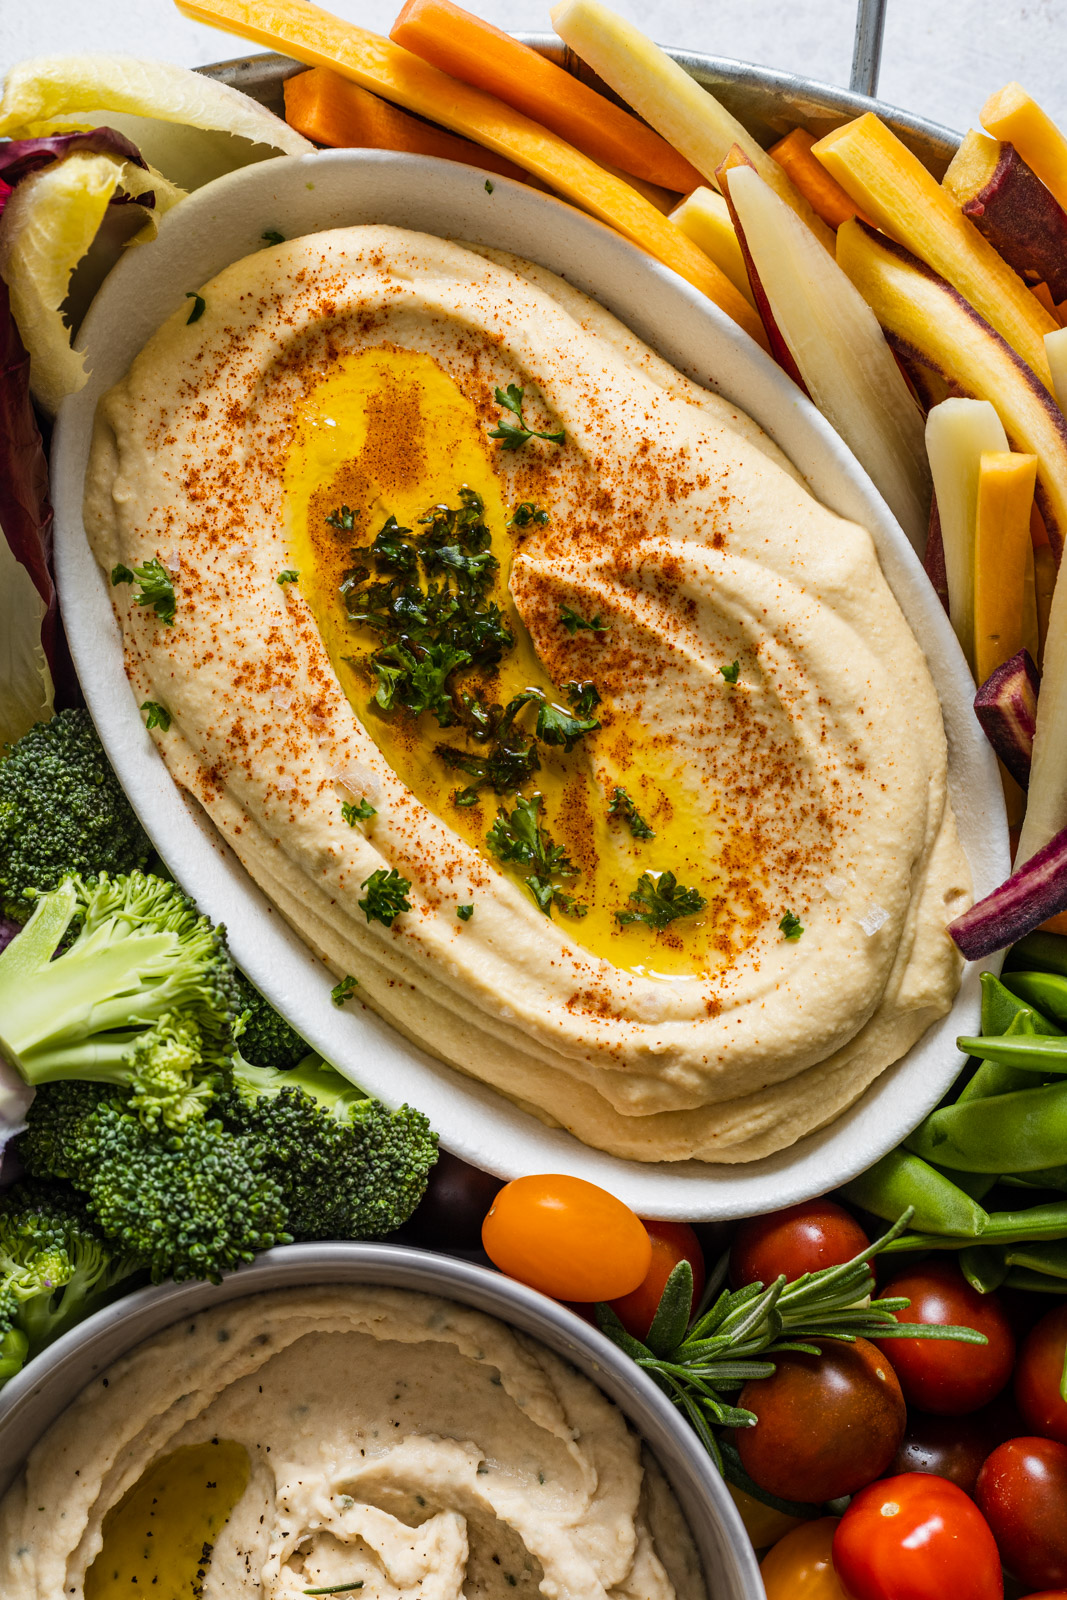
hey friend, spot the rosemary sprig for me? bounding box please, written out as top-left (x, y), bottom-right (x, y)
top-left (595, 1210), bottom-right (986, 1479)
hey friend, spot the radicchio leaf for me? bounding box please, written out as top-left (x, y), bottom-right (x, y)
top-left (0, 126), bottom-right (148, 189)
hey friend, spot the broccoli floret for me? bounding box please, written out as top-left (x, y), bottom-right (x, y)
top-left (233, 971), bottom-right (309, 1071)
top-left (0, 710), bottom-right (152, 922)
top-left (20, 1085), bottom-right (291, 1284)
top-left (0, 872), bottom-right (242, 1117)
top-left (0, 1180), bottom-right (145, 1376)
top-left (216, 1054), bottom-right (437, 1240)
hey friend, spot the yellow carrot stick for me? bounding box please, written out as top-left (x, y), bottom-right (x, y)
top-left (973, 450), bottom-right (1038, 686)
top-left (813, 113), bottom-right (1057, 388)
top-left (982, 83), bottom-right (1067, 217)
top-left (172, 0), bottom-right (767, 346)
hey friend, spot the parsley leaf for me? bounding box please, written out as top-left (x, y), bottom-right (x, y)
top-left (331, 975), bottom-right (359, 1006)
top-left (112, 557), bottom-right (176, 624)
top-left (565, 680), bottom-right (601, 717)
top-left (326, 504), bottom-right (357, 532)
top-left (140, 700), bottom-right (171, 731)
top-left (488, 384), bottom-right (566, 451)
top-left (484, 179), bottom-right (494, 194)
top-left (341, 798), bottom-right (376, 825)
top-left (617, 871), bottom-right (706, 931)
top-left (359, 867), bottom-right (412, 927)
top-left (509, 502), bottom-right (550, 528)
top-left (720, 660), bottom-right (741, 685)
top-left (559, 604), bottom-right (609, 636)
top-left (486, 794), bottom-right (585, 918)
top-left (185, 291), bottom-right (206, 324)
top-left (457, 904), bottom-right (474, 921)
top-left (261, 229), bottom-right (286, 246)
top-left (533, 694), bottom-right (601, 752)
top-left (779, 910), bottom-right (804, 941)
top-left (277, 569), bottom-right (299, 585)
top-left (609, 787), bottom-right (654, 840)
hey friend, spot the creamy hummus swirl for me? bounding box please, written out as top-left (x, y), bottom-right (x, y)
top-left (83, 226), bottom-right (971, 1162)
top-left (0, 1287), bottom-right (705, 1600)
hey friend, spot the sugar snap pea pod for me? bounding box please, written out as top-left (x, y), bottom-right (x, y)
top-left (960, 1244), bottom-right (1009, 1293)
top-left (957, 986), bottom-right (1060, 1103)
top-left (1003, 1239), bottom-right (1067, 1279)
top-left (906, 1079), bottom-right (1067, 1172)
top-left (956, 1032), bottom-right (1067, 1073)
top-left (1004, 1267), bottom-right (1067, 1292)
top-left (984, 971), bottom-right (1063, 1035)
top-left (1008, 931), bottom-right (1067, 976)
top-left (979, 1199), bottom-right (1067, 1242)
top-left (842, 1149), bottom-right (989, 1235)
top-left (1001, 1164), bottom-right (1067, 1190)
top-left (1004, 970), bottom-right (1067, 1025)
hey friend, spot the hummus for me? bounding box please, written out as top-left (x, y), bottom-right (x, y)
top-left (83, 224), bottom-right (971, 1162)
top-left (0, 1286), bottom-right (705, 1600)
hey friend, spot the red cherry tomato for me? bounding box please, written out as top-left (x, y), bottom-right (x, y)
top-left (607, 1221), bottom-right (706, 1341)
top-left (832, 1473), bottom-right (1004, 1600)
top-left (887, 1408), bottom-right (1001, 1498)
top-left (736, 1336), bottom-right (905, 1503)
top-left (976, 1436), bottom-right (1067, 1590)
top-left (481, 1175), bottom-right (652, 1301)
top-left (730, 1200), bottom-right (869, 1288)
top-left (760, 1519), bottom-right (849, 1599)
top-left (876, 1260), bottom-right (1015, 1414)
top-left (1015, 1305), bottom-right (1067, 1445)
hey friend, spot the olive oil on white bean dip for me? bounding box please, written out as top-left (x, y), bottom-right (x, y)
top-left (0, 1286), bottom-right (705, 1600)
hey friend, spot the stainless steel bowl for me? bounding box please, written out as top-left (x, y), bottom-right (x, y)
top-left (198, 41), bottom-right (960, 172)
top-left (0, 1243), bottom-right (764, 1599)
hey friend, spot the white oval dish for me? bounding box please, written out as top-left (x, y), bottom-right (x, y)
top-left (51, 148), bottom-right (1009, 1217)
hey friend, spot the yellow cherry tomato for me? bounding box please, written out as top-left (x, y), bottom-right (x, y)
top-left (481, 1175), bottom-right (652, 1300)
top-left (760, 1518), bottom-right (848, 1600)
top-left (728, 1483), bottom-right (804, 1551)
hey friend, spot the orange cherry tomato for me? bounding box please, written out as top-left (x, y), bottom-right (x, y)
top-left (760, 1519), bottom-right (849, 1600)
top-left (608, 1221), bottom-right (706, 1341)
top-left (481, 1175), bottom-right (652, 1300)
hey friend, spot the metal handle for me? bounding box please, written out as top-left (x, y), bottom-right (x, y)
top-left (850, 0), bottom-right (888, 97)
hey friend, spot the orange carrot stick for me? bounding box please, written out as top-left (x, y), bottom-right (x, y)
top-left (768, 128), bottom-right (872, 230)
top-left (283, 68), bottom-right (543, 188)
top-left (389, 0), bottom-right (701, 194)
top-left (172, 0), bottom-right (768, 348)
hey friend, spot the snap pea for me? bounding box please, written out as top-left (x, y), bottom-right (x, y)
top-left (957, 977), bottom-right (1059, 1103)
top-left (1003, 969), bottom-right (1067, 1025)
top-left (1001, 1165), bottom-right (1067, 1191)
top-left (955, 1032), bottom-right (1067, 1074)
top-left (1004, 1266), bottom-right (1067, 1293)
top-left (1006, 931), bottom-right (1067, 977)
top-left (842, 1149), bottom-right (989, 1235)
top-left (905, 1079), bottom-right (1067, 1173)
top-left (1003, 1239), bottom-right (1067, 1280)
top-left (960, 1244), bottom-right (1009, 1294)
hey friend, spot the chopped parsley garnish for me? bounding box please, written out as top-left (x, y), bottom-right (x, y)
top-left (609, 786), bottom-right (654, 840)
top-left (326, 504), bottom-right (357, 532)
top-left (484, 179), bottom-right (494, 193)
top-left (564, 680), bottom-right (600, 717)
top-left (617, 870), bottom-right (706, 931)
top-left (185, 291), bottom-right (206, 324)
top-left (261, 229), bottom-right (286, 246)
top-left (559, 604), bottom-right (609, 636)
top-left (486, 793), bottom-right (586, 919)
top-left (140, 700), bottom-right (171, 731)
top-left (330, 975), bottom-right (359, 1006)
top-left (277, 569), bottom-right (299, 585)
top-left (359, 867), bottom-right (412, 927)
top-left (779, 910), bottom-right (804, 941)
top-left (488, 384), bottom-right (566, 451)
top-left (720, 660), bottom-right (741, 685)
top-left (111, 557), bottom-right (176, 624)
top-left (341, 798), bottom-right (376, 825)
top-left (457, 904), bottom-right (474, 921)
top-left (436, 687), bottom-right (597, 804)
top-left (509, 502), bottom-right (550, 528)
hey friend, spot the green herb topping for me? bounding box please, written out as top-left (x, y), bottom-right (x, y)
top-left (111, 558), bottom-right (176, 625)
top-left (509, 502), bottom-right (550, 528)
top-left (484, 179), bottom-right (494, 193)
top-left (779, 910), bottom-right (804, 941)
top-left (185, 291), bottom-right (206, 324)
top-left (277, 569), bottom-right (299, 586)
top-left (617, 870), bottom-right (706, 931)
top-left (487, 794), bottom-right (587, 919)
top-left (359, 868), bottom-right (412, 928)
top-left (720, 660), bottom-right (740, 685)
top-left (609, 787), bottom-right (654, 840)
top-left (140, 701), bottom-right (171, 732)
top-left (564, 680), bottom-right (601, 717)
top-left (261, 229), bottom-right (286, 246)
top-left (330, 975), bottom-right (359, 1006)
top-left (341, 798), bottom-right (376, 826)
top-left (559, 604), bottom-right (609, 636)
top-left (456, 904), bottom-right (474, 921)
top-left (488, 384), bottom-right (566, 452)
top-left (326, 504), bottom-right (357, 533)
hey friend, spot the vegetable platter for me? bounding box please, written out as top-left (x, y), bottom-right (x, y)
top-left (3, 5), bottom-right (1067, 1598)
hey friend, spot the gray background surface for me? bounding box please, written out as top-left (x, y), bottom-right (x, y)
top-left (1, 0), bottom-right (1065, 137)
